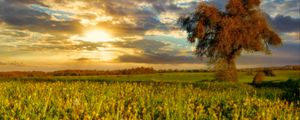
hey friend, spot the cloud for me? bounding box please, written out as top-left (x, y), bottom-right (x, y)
top-left (74, 57), bottom-right (98, 62)
top-left (115, 39), bottom-right (169, 51)
top-left (268, 15), bottom-right (300, 33)
top-left (86, 0), bottom-right (199, 37)
top-left (0, 0), bottom-right (83, 35)
top-left (261, 0), bottom-right (300, 18)
top-left (0, 29), bottom-right (31, 38)
top-left (0, 61), bottom-right (25, 66)
top-left (14, 40), bottom-right (108, 52)
top-left (117, 53), bottom-right (201, 64)
top-left (5, 0), bottom-right (47, 6)
top-left (239, 42), bottom-right (300, 66)
top-left (0, 61), bottom-right (6, 65)
top-left (282, 32), bottom-right (300, 41)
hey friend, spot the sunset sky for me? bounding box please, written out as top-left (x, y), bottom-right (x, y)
top-left (0, 0), bottom-right (299, 71)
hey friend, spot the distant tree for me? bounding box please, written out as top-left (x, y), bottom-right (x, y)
top-left (178, 0), bottom-right (282, 82)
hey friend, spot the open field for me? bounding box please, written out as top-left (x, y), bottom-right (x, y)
top-left (0, 70), bottom-right (299, 119)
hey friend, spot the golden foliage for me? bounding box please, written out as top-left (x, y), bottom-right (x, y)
top-left (226, 0), bottom-right (247, 15)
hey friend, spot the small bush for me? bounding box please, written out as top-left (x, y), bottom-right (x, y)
top-left (263, 69), bottom-right (275, 76)
top-left (253, 72), bottom-right (265, 85)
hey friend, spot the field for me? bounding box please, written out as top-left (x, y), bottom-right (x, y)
top-left (0, 70), bottom-right (299, 119)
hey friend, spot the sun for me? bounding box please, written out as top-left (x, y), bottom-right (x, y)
top-left (82, 30), bottom-right (113, 42)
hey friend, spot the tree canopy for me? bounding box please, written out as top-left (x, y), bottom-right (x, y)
top-left (179, 0), bottom-right (282, 82)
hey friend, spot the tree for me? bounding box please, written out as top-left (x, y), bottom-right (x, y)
top-left (178, 0), bottom-right (281, 82)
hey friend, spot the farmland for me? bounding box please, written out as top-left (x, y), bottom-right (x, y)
top-left (0, 70), bottom-right (299, 119)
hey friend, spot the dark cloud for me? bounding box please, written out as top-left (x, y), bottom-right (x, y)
top-left (238, 42), bottom-right (300, 66)
top-left (268, 15), bottom-right (300, 33)
top-left (73, 41), bottom-right (106, 51)
top-left (74, 39), bottom-right (169, 53)
top-left (0, 0), bottom-right (83, 35)
top-left (116, 39), bottom-right (169, 52)
top-left (8, 38), bottom-right (167, 52)
top-left (15, 40), bottom-right (108, 52)
top-left (96, 0), bottom-right (184, 15)
top-left (96, 12), bottom-right (167, 37)
top-left (96, 21), bottom-right (151, 37)
top-left (5, 0), bottom-right (47, 6)
top-left (117, 53), bottom-right (201, 64)
top-left (115, 39), bottom-right (203, 64)
top-left (92, 0), bottom-right (191, 37)
top-left (74, 57), bottom-right (97, 62)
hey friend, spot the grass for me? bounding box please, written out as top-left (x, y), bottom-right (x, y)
top-left (0, 70), bottom-right (299, 119)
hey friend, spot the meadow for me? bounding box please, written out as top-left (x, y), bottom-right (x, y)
top-left (0, 70), bottom-right (299, 119)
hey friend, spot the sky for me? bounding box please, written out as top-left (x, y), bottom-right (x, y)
top-left (0, 0), bottom-right (299, 71)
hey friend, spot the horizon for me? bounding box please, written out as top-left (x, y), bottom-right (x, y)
top-left (0, 0), bottom-right (299, 71)
top-left (0, 64), bottom-right (299, 72)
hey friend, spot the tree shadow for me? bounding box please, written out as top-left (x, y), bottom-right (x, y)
top-left (251, 79), bottom-right (300, 102)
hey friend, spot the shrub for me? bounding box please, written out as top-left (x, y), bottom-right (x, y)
top-left (253, 72), bottom-right (265, 85)
top-left (263, 69), bottom-right (275, 76)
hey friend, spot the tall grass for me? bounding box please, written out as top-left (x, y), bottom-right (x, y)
top-left (0, 80), bottom-right (299, 119)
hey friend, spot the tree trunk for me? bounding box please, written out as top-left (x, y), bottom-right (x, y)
top-left (215, 58), bottom-right (238, 82)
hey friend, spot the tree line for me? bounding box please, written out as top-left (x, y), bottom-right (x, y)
top-left (0, 65), bottom-right (299, 78)
top-left (0, 67), bottom-right (155, 78)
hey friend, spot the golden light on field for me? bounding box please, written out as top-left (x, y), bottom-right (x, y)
top-left (82, 29), bottom-right (114, 42)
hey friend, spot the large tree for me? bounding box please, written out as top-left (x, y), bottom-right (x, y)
top-left (178, 0), bottom-right (282, 82)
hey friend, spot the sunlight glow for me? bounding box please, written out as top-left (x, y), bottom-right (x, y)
top-left (82, 30), bottom-right (114, 42)
top-left (99, 51), bottom-right (116, 61)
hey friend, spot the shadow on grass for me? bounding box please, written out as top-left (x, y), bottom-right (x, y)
top-left (251, 79), bottom-right (300, 102)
